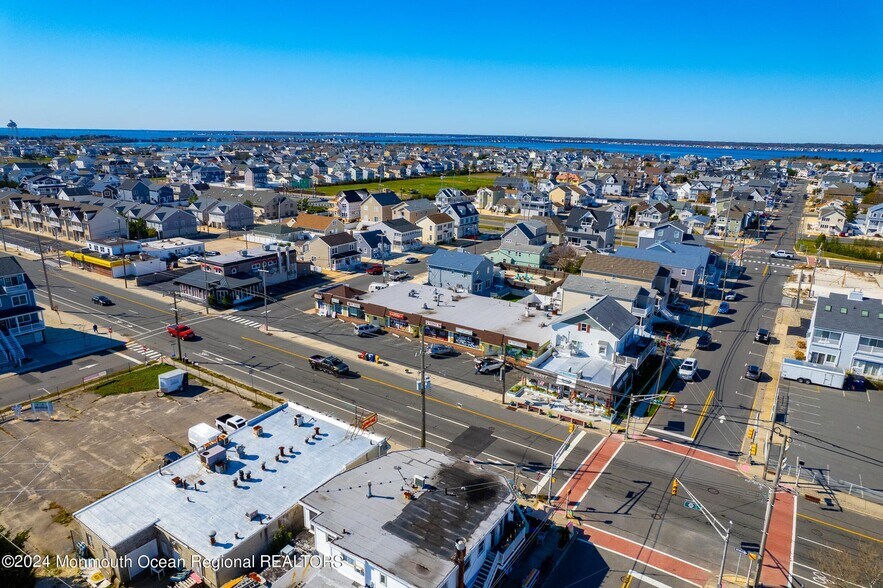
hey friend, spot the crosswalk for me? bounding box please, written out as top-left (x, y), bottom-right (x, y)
top-left (131, 343), bottom-right (163, 361)
top-left (222, 315), bottom-right (264, 329)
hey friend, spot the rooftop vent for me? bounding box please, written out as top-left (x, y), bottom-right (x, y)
top-left (313, 426), bottom-right (321, 439)
top-left (253, 425), bottom-right (263, 437)
top-left (246, 510), bottom-right (258, 520)
top-left (294, 414), bottom-right (304, 427)
top-left (848, 291), bottom-right (864, 301)
top-left (414, 475), bottom-right (427, 489)
top-left (208, 531), bottom-right (217, 545)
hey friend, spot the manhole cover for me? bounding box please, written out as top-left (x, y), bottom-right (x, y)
top-left (652, 513), bottom-right (663, 520)
top-left (707, 487), bottom-right (720, 495)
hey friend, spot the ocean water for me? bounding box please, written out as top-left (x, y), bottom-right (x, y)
top-left (10, 128), bottom-right (883, 162)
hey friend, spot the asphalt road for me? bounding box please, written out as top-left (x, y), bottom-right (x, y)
top-left (10, 253), bottom-right (591, 500)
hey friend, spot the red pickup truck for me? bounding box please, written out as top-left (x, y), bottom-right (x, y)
top-left (167, 324), bottom-right (195, 340)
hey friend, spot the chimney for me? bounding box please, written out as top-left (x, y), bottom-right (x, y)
top-left (238, 470), bottom-right (245, 481)
top-left (294, 414), bottom-right (303, 427)
top-left (279, 446), bottom-right (285, 457)
top-left (313, 426), bottom-right (321, 439)
top-left (233, 478), bottom-right (238, 488)
top-left (261, 461), bottom-right (267, 471)
top-left (367, 481), bottom-right (373, 498)
top-left (253, 425), bottom-right (263, 437)
top-left (209, 531), bottom-right (217, 546)
top-left (455, 539), bottom-right (467, 588)
top-left (246, 470), bottom-right (252, 480)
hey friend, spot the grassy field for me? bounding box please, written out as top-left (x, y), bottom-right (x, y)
top-left (311, 173), bottom-right (498, 199)
top-left (91, 364), bottom-right (176, 397)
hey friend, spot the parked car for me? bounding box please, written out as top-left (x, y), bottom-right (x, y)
top-left (696, 332), bottom-right (712, 350)
top-left (718, 302), bottom-right (731, 314)
top-left (167, 324), bottom-right (195, 340)
top-left (354, 323), bottom-right (382, 337)
top-left (404, 256), bottom-right (420, 264)
top-left (366, 264), bottom-right (384, 275)
top-left (754, 328), bottom-right (770, 344)
top-left (651, 322), bottom-right (686, 338)
top-left (162, 451), bottom-right (182, 466)
top-left (92, 295), bottom-right (113, 306)
top-left (669, 301), bottom-right (689, 313)
top-left (770, 250), bottom-right (794, 259)
top-left (745, 364), bottom-right (762, 381)
top-left (474, 356), bottom-right (505, 374)
top-left (180, 256), bottom-right (198, 264)
top-left (724, 290), bottom-right (737, 301)
top-left (309, 354), bottom-right (349, 377)
top-left (204, 250), bottom-right (221, 256)
top-left (678, 358), bottom-right (698, 381)
top-left (389, 269), bottom-right (410, 281)
top-left (427, 343), bottom-right (456, 357)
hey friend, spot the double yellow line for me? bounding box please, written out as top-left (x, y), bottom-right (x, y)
top-left (690, 388), bottom-right (716, 439)
top-left (242, 335), bottom-right (565, 443)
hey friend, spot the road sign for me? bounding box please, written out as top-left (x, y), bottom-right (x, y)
top-left (683, 500), bottom-right (702, 511)
top-left (735, 547), bottom-right (748, 555)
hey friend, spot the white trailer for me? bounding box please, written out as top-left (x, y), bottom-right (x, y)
top-left (188, 423), bottom-right (219, 450)
top-left (780, 358), bottom-right (845, 389)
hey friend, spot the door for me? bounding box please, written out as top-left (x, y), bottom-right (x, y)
top-left (126, 539), bottom-right (158, 579)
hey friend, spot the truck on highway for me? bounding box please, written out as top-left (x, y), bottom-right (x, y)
top-left (309, 354), bottom-right (350, 377)
top-left (780, 358), bottom-right (845, 388)
top-left (216, 414), bottom-right (247, 434)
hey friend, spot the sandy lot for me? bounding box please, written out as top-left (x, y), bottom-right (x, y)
top-left (0, 384), bottom-right (260, 556)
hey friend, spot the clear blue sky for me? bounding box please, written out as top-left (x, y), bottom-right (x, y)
top-left (2, 0), bottom-right (882, 144)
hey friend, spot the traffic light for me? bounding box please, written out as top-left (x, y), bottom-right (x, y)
top-left (747, 427), bottom-right (755, 440)
top-left (622, 573), bottom-right (633, 588)
top-left (750, 443), bottom-right (757, 456)
top-left (671, 480), bottom-right (679, 496)
top-left (669, 396), bottom-right (676, 409)
top-left (568, 422), bottom-right (575, 434)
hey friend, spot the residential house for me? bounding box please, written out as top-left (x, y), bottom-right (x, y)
top-left (646, 184), bottom-right (671, 203)
top-left (518, 191), bottom-right (553, 218)
top-left (637, 221), bottom-right (705, 249)
top-left (353, 229), bottom-right (391, 260)
top-left (559, 274), bottom-right (657, 326)
top-left (368, 218), bottom-right (422, 253)
top-left (549, 184), bottom-right (587, 210)
top-left (360, 191), bottom-right (402, 224)
top-left (205, 200), bottom-right (254, 230)
top-left (300, 448), bottom-right (524, 588)
top-left (535, 215), bottom-right (567, 245)
top-left (580, 253), bottom-right (671, 306)
top-left (441, 200), bottom-right (480, 238)
top-left (615, 241), bottom-right (711, 296)
top-left (807, 292), bottom-right (883, 376)
top-left (494, 175), bottom-right (532, 191)
top-left (392, 198), bottom-right (438, 223)
top-left (244, 165), bottom-right (268, 189)
top-left (604, 202), bottom-right (631, 228)
top-left (634, 202), bottom-right (671, 228)
top-left (333, 189), bottom-right (370, 222)
top-left (24, 174), bottom-right (65, 196)
top-left (0, 255), bottom-right (45, 367)
top-left (475, 186), bottom-right (506, 210)
top-left (715, 202), bottom-right (752, 237)
top-left (563, 207), bottom-right (616, 252)
top-left (486, 220), bottom-right (551, 268)
top-left (817, 204), bottom-right (848, 235)
top-left (56, 186), bottom-right (93, 202)
top-left (143, 207), bottom-right (199, 238)
top-left (118, 179), bottom-right (151, 203)
top-left (865, 202), bottom-right (883, 236)
top-left (427, 249), bottom-right (496, 294)
top-left (434, 187), bottom-right (468, 206)
top-left (417, 212), bottom-right (455, 245)
top-left (291, 213), bottom-right (344, 237)
top-left (305, 232), bottom-right (361, 271)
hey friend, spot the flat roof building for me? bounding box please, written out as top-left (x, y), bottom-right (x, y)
top-left (74, 402), bottom-right (387, 588)
top-left (300, 448), bottom-right (526, 588)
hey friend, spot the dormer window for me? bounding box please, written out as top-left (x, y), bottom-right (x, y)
top-left (578, 323), bottom-right (590, 333)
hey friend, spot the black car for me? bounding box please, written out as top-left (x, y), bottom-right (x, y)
top-left (696, 332), bottom-right (712, 350)
top-left (92, 295), bottom-right (113, 306)
top-left (162, 451), bottom-right (182, 466)
top-left (754, 328), bottom-right (770, 344)
top-left (651, 322), bottom-right (686, 338)
top-left (745, 365), bottom-right (761, 381)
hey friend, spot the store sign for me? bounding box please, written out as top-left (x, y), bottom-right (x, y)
top-left (455, 327), bottom-right (473, 335)
top-left (508, 340), bottom-right (527, 349)
top-left (331, 298), bottom-right (340, 303)
top-left (388, 311), bottom-right (406, 320)
top-left (313, 293), bottom-right (322, 300)
top-left (426, 321), bottom-right (442, 328)
top-left (347, 302), bottom-right (361, 308)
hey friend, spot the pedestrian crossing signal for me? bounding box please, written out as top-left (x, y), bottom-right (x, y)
top-left (747, 427), bottom-right (755, 439)
top-left (750, 443), bottom-right (757, 456)
top-left (669, 396), bottom-right (676, 408)
top-left (671, 480), bottom-right (679, 496)
top-left (622, 573), bottom-right (633, 588)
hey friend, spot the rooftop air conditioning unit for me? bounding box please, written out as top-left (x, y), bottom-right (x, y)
top-left (246, 510), bottom-right (258, 520)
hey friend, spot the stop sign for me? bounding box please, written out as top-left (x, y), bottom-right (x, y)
top-left (108, 327), bottom-right (113, 334)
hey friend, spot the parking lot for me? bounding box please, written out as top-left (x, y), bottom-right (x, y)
top-left (781, 378), bottom-right (882, 491)
top-left (0, 384), bottom-right (260, 555)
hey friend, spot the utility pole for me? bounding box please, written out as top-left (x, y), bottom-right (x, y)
top-left (419, 324), bottom-right (427, 448)
top-left (678, 478), bottom-right (733, 588)
top-left (0, 212), bottom-right (7, 252)
top-left (654, 338), bottom-right (668, 396)
top-left (500, 336), bottom-right (507, 404)
top-left (753, 430), bottom-right (789, 588)
top-left (202, 263), bottom-right (210, 315)
top-left (36, 234), bottom-right (56, 312)
top-left (170, 292), bottom-right (183, 360)
top-left (258, 268), bottom-right (269, 332)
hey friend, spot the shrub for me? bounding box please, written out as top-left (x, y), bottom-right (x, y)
top-left (796, 340), bottom-right (807, 350)
top-left (795, 350), bottom-right (806, 360)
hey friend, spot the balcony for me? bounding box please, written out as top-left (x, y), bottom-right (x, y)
top-left (811, 337), bottom-right (841, 349)
top-left (3, 283), bottom-right (29, 295)
top-left (7, 320), bottom-right (44, 336)
top-left (619, 337), bottom-right (657, 369)
top-left (855, 344), bottom-right (883, 356)
top-left (630, 304), bottom-right (651, 318)
top-left (496, 515), bottom-right (527, 572)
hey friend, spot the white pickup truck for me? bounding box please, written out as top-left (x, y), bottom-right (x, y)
top-left (216, 414), bottom-right (247, 434)
top-left (770, 250), bottom-right (794, 259)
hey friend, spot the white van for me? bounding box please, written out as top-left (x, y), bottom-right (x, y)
top-left (368, 282), bottom-right (390, 293)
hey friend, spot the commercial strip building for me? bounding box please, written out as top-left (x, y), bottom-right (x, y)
top-left (301, 448), bottom-right (526, 588)
top-left (73, 403), bottom-right (387, 588)
top-left (315, 282), bottom-right (548, 360)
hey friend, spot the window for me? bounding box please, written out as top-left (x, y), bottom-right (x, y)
top-left (840, 307), bottom-right (848, 314)
top-left (824, 305), bottom-right (832, 311)
top-left (812, 329), bottom-right (841, 345)
top-left (858, 336), bottom-right (883, 354)
top-left (379, 574), bottom-right (388, 586)
top-left (342, 553), bottom-right (356, 566)
top-left (11, 294), bottom-right (27, 306)
top-left (578, 323), bottom-right (590, 332)
top-left (231, 268), bottom-right (237, 274)
top-left (862, 310), bottom-right (870, 317)
top-left (681, 269), bottom-right (687, 276)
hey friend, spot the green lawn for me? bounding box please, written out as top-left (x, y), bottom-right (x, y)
top-left (91, 364), bottom-right (176, 397)
top-left (311, 173), bottom-right (498, 199)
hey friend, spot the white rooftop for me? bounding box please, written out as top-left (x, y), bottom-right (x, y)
top-left (535, 353), bottom-right (622, 388)
top-left (74, 403), bottom-right (386, 560)
top-left (360, 283), bottom-right (550, 344)
top-left (142, 238), bottom-right (204, 250)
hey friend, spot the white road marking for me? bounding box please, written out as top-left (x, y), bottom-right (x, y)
top-left (532, 430), bottom-right (587, 495)
top-left (340, 383), bottom-right (359, 390)
top-left (114, 352), bottom-right (143, 365)
top-left (77, 363), bottom-right (97, 371)
top-left (797, 536), bottom-right (842, 552)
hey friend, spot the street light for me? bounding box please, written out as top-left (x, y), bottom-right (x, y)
top-left (122, 255), bottom-right (131, 288)
top-left (258, 268), bottom-right (270, 332)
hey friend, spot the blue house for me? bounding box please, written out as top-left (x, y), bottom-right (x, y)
top-left (427, 250), bottom-right (495, 294)
top-left (614, 241), bottom-right (712, 296)
top-left (0, 255), bottom-right (45, 367)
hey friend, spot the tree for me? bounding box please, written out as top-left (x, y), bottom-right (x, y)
top-left (128, 218), bottom-right (157, 239)
top-left (845, 202), bottom-right (858, 222)
top-left (0, 526), bottom-right (36, 588)
top-left (697, 193), bottom-right (711, 204)
top-left (187, 194), bottom-right (198, 204)
top-left (811, 543), bottom-right (882, 587)
top-left (786, 168), bottom-right (797, 178)
top-left (546, 245), bottom-right (582, 273)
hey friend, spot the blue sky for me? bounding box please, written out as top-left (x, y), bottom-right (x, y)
top-left (1, 0), bottom-right (882, 143)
